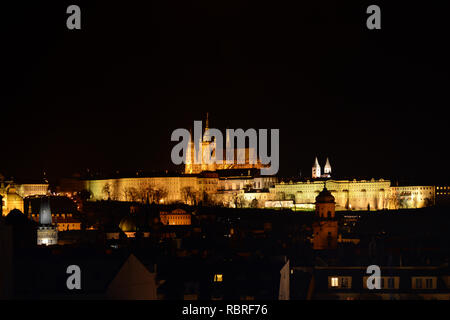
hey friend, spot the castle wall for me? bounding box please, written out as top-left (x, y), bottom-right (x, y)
top-left (270, 179), bottom-right (391, 211)
top-left (66, 175), bottom-right (435, 211)
top-left (85, 176), bottom-right (199, 203)
top-left (389, 186), bottom-right (435, 209)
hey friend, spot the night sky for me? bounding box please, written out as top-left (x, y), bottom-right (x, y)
top-left (2, 1), bottom-right (449, 184)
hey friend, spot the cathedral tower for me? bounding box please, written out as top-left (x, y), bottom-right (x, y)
top-left (312, 186), bottom-right (338, 250)
top-left (312, 157), bottom-right (321, 179)
top-left (323, 157), bottom-right (332, 178)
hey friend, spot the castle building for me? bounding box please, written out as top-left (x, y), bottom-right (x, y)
top-left (184, 113), bottom-right (265, 174)
top-left (77, 168), bottom-right (276, 208)
top-left (0, 174), bottom-right (48, 216)
top-left (36, 198), bottom-right (58, 246)
top-left (312, 186), bottom-right (338, 250)
top-left (269, 156), bottom-right (435, 211)
top-left (271, 178), bottom-right (392, 211)
top-left (2, 186), bottom-right (24, 215)
top-left (160, 208), bottom-right (191, 226)
top-left (56, 130), bottom-right (436, 211)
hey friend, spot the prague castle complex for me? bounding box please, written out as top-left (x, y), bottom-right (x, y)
top-left (56, 115), bottom-right (438, 212)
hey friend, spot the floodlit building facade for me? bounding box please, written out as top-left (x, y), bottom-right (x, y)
top-left (0, 174), bottom-right (48, 216)
top-left (270, 179), bottom-right (391, 211)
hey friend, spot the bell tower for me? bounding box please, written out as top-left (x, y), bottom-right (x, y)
top-left (37, 197), bottom-right (58, 246)
top-left (323, 157), bottom-right (332, 178)
top-left (312, 157), bottom-right (321, 179)
top-left (312, 186), bottom-right (338, 250)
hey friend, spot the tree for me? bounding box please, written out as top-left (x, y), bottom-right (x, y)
top-left (144, 187), bottom-right (168, 204)
top-left (181, 186), bottom-right (197, 205)
top-left (102, 183), bottom-right (111, 200)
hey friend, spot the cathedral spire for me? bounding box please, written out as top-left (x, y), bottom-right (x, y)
top-left (314, 157), bottom-right (320, 167)
top-left (324, 157), bottom-right (332, 177)
top-left (312, 156), bottom-right (321, 179)
top-left (205, 112), bottom-right (209, 129)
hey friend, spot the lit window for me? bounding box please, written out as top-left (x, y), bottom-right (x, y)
top-left (331, 277), bottom-right (339, 287)
top-left (214, 274), bottom-right (223, 282)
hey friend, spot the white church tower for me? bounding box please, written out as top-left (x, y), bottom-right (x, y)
top-left (312, 157), bottom-right (321, 179)
top-left (323, 157), bottom-right (332, 177)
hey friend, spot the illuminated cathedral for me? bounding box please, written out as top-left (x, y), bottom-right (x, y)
top-left (312, 157), bottom-right (332, 179)
top-left (184, 113), bottom-right (265, 174)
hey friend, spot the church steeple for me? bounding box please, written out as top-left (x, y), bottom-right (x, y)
top-left (324, 157), bottom-right (332, 177)
top-left (312, 156), bottom-right (321, 179)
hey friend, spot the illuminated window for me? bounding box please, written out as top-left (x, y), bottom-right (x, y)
top-left (331, 277), bottom-right (339, 287)
top-left (214, 274), bottom-right (223, 282)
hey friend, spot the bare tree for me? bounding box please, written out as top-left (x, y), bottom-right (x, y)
top-left (182, 186), bottom-right (197, 205)
top-left (102, 183), bottom-right (111, 200)
top-left (128, 187), bottom-right (139, 202)
top-left (143, 187), bottom-right (168, 204)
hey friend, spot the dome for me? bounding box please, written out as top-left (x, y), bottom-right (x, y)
top-left (6, 208), bottom-right (24, 219)
top-left (119, 215), bottom-right (136, 232)
top-left (5, 208), bottom-right (33, 226)
top-left (315, 187), bottom-right (335, 203)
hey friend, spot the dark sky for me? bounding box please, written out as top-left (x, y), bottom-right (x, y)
top-left (2, 1), bottom-right (449, 184)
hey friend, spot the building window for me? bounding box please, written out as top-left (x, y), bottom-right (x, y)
top-left (331, 277), bottom-right (339, 287)
top-left (341, 277), bottom-right (349, 288)
top-left (330, 276), bottom-right (351, 289)
top-left (214, 274), bottom-right (223, 282)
